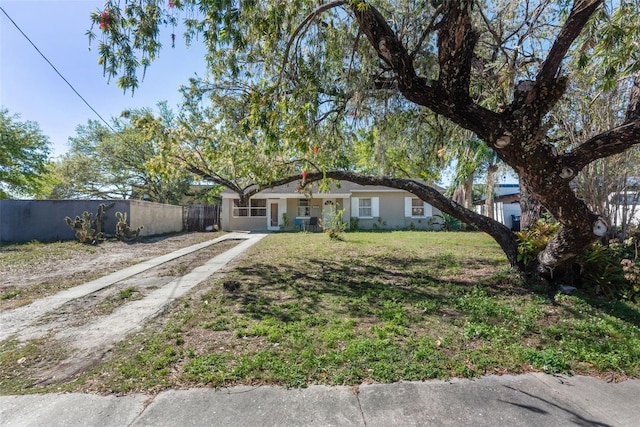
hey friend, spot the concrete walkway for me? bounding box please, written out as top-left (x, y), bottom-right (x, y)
top-left (0, 232), bottom-right (264, 341)
top-left (55, 233), bottom-right (266, 353)
top-left (1, 373), bottom-right (639, 426)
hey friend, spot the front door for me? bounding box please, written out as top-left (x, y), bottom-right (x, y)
top-left (322, 199), bottom-right (336, 229)
top-left (267, 200), bottom-right (280, 231)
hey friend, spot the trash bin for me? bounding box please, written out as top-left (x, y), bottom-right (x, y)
top-left (511, 215), bottom-right (521, 232)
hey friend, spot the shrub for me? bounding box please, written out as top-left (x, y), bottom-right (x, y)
top-left (515, 214), bottom-right (559, 266)
top-left (515, 216), bottom-right (639, 300)
top-left (281, 213), bottom-right (290, 230)
top-left (322, 209), bottom-right (347, 240)
top-left (433, 213), bottom-right (461, 231)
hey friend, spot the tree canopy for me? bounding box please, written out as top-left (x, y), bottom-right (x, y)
top-left (90, 0), bottom-right (640, 279)
top-left (47, 105), bottom-right (193, 204)
top-left (0, 109), bottom-right (51, 199)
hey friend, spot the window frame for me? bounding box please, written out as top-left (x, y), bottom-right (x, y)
top-left (232, 198), bottom-right (267, 218)
top-left (411, 198), bottom-right (425, 217)
top-left (359, 198), bottom-right (372, 218)
top-left (405, 197), bottom-right (432, 218)
top-left (297, 199), bottom-right (311, 218)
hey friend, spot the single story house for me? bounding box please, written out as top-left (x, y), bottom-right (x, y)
top-left (220, 180), bottom-right (444, 232)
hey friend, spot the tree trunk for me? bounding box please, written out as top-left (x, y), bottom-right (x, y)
top-left (484, 163), bottom-right (498, 220)
top-left (519, 184), bottom-right (544, 230)
top-left (452, 174), bottom-right (474, 209)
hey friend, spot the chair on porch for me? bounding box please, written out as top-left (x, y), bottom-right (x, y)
top-left (307, 217), bottom-right (319, 231)
top-left (294, 218), bottom-right (304, 231)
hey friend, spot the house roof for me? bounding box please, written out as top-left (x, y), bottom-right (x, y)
top-left (473, 193), bottom-right (520, 205)
top-left (221, 179), bottom-right (445, 198)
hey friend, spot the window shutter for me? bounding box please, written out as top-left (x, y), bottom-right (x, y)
top-left (405, 197), bottom-right (412, 217)
top-left (351, 197), bottom-right (359, 218)
top-left (372, 197), bottom-right (380, 217)
top-left (424, 203), bottom-right (432, 217)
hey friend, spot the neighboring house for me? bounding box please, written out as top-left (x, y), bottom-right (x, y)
top-left (609, 191), bottom-right (640, 227)
top-left (220, 181), bottom-right (444, 232)
top-left (474, 183), bottom-right (521, 231)
top-left (473, 183), bottom-right (640, 231)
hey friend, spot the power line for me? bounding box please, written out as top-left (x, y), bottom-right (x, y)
top-left (0, 5), bottom-right (117, 134)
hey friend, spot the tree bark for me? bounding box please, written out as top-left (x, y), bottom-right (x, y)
top-left (519, 185), bottom-right (544, 230)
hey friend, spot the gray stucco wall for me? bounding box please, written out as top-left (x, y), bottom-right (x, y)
top-left (129, 200), bottom-right (183, 236)
top-left (0, 200), bottom-right (183, 243)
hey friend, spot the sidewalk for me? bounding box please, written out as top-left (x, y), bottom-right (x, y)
top-left (1, 373), bottom-right (638, 426)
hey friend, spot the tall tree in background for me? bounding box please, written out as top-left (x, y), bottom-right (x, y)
top-left (0, 109), bottom-right (51, 199)
top-left (48, 106), bottom-right (192, 204)
top-left (90, 0), bottom-right (640, 279)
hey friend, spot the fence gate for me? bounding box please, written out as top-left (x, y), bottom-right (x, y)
top-left (185, 204), bottom-right (221, 232)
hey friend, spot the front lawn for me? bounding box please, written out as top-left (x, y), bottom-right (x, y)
top-left (5, 231), bottom-right (640, 394)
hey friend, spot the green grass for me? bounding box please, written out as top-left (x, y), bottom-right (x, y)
top-left (3, 232), bottom-right (639, 394)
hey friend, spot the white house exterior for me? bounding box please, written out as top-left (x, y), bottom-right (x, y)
top-left (220, 181), bottom-right (444, 232)
top-left (474, 183), bottom-right (521, 230)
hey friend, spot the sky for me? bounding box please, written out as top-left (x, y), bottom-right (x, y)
top-left (0, 0), bottom-right (208, 158)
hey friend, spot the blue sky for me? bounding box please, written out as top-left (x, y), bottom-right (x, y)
top-left (1, 0), bottom-right (207, 158)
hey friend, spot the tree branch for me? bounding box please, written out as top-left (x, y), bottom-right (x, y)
top-left (435, 0), bottom-right (477, 101)
top-left (626, 73), bottom-right (640, 121)
top-left (408, 4), bottom-right (443, 59)
top-left (278, 0), bottom-right (347, 87)
top-left (349, 1), bottom-right (501, 139)
top-left (562, 119), bottom-right (640, 173)
top-left (525, 0), bottom-right (601, 112)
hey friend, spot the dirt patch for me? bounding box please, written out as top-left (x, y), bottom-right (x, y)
top-left (0, 233), bottom-right (266, 389)
top-left (0, 232), bottom-right (221, 309)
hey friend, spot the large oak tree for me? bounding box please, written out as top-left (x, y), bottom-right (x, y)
top-left (90, 0), bottom-right (640, 279)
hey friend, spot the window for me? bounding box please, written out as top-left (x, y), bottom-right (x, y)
top-left (359, 198), bottom-right (372, 217)
top-left (351, 197), bottom-right (378, 218)
top-left (250, 199), bottom-right (266, 217)
top-left (233, 199), bottom-right (266, 217)
top-left (233, 199), bottom-right (248, 217)
top-left (297, 199), bottom-right (310, 217)
top-left (411, 198), bottom-right (424, 217)
top-left (405, 197), bottom-right (432, 218)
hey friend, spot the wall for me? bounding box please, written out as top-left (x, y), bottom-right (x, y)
top-left (220, 198), bottom-right (266, 232)
top-left (0, 200), bottom-right (183, 243)
top-left (129, 200), bottom-right (183, 236)
top-left (351, 192), bottom-right (442, 230)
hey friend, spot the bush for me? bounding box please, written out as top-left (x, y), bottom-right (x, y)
top-left (515, 214), bottom-right (559, 266)
top-left (433, 213), bottom-right (461, 231)
top-left (322, 209), bottom-right (347, 240)
top-left (516, 217), bottom-right (639, 301)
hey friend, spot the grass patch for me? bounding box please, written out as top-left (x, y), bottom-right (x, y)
top-left (0, 338), bottom-right (71, 394)
top-left (3, 232), bottom-right (639, 394)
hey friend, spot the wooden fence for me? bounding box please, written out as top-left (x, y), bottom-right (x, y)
top-left (184, 204), bottom-right (221, 232)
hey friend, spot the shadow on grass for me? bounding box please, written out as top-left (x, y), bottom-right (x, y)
top-left (220, 250), bottom-right (640, 342)
top-left (224, 253), bottom-right (498, 323)
top-left (565, 293), bottom-right (640, 330)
